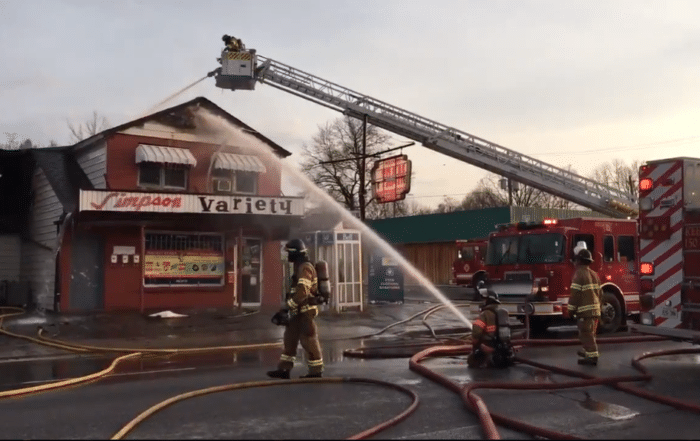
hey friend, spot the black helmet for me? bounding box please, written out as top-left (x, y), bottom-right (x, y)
top-left (576, 249), bottom-right (593, 264)
top-left (285, 238), bottom-right (307, 262)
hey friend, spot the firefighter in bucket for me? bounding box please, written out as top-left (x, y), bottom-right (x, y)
top-left (467, 282), bottom-right (515, 368)
top-left (268, 239), bottom-right (329, 379)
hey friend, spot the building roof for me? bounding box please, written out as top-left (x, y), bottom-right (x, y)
top-left (71, 97), bottom-right (292, 158)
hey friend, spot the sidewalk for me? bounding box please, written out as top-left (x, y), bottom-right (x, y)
top-left (0, 299), bottom-right (464, 362)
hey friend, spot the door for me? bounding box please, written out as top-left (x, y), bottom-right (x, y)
top-left (69, 233), bottom-right (104, 310)
top-left (240, 238), bottom-right (261, 306)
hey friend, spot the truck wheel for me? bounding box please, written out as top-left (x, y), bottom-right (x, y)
top-left (598, 291), bottom-right (622, 334)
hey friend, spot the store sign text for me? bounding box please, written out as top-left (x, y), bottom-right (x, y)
top-left (79, 190), bottom-right (304, 216)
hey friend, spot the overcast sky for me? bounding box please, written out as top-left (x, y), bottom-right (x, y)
top-left (2, 0), bottom-right (699, 208)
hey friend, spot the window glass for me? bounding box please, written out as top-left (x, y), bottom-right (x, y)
top-left (486, 236), bottom-right (519, 265)
top-left (139, 163), bottom-right (160, 186)
top-left (164, 167), bottom-right (186, 188)
top-left (618, 235), bottom-right (636, 262)
top-left (604, 235), bottom-right (615, 262)
top-left (518, 233), bottom-right (565, 264)
top-left (235, 171), bottom-right (257, 193)
top-left (459, 247), bottom-right (475, 261)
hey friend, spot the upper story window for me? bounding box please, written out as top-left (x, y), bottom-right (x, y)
top-left (211, 152), bottom-right (266, 195)
top-left (135, 145), bottom-right (197, 191)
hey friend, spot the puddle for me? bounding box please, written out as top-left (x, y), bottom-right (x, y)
top-left (580, 395), bottom-right (639, 421)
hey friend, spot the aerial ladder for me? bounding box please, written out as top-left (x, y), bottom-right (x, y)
top-left (209, 37), bottom-right (638, 218)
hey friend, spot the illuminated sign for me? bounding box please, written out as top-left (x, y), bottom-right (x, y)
top-left (371, 154), bottom-right (411, 203)
top-left (144, 250), bottom-right (224, 285)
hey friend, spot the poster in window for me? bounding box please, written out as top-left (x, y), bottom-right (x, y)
top-left (144, 250), bottom-right (224, 285)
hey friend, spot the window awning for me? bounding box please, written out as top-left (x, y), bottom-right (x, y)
top-left (213, 152), bottom-right (267, 173)
top-left (135, 144), bottom-right (197, 166)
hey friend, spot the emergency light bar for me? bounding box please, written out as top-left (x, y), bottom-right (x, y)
top-left (640, 262), bottom-right (654, 275)
top-left (543, 218), bottom-right (558, 225)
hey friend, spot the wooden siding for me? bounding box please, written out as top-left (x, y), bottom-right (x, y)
top-left (0, 235), bottom-right (20, 281)
top-left (76, 142), bottom-right (107, 188)
top-left (21, 168), bottom-right (61, 310)
top-left (396, 242), bottom-right (456, 286)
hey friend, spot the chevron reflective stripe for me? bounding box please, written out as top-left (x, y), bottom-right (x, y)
top-left (226, 52), bottom-right (252, 60)
top-left (640, 159), bottom-right (684, 328)
top-left (280, 354), bottom-right (296, 362)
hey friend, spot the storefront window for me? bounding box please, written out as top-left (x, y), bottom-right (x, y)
top-left (144, 233), bottom-right (224, 286)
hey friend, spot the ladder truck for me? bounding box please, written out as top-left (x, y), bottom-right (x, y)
top-left (208, 37), bottom-right (646, 332)
top-left (629, 157), bottom-right (700, 343)
top-left (208, 37), bottom-right (639, 220)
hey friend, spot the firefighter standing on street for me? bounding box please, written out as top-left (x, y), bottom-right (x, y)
top-left (568, 246), bottom-right (603, 366)
top-left (467, 288), bottom-right (514, 369)
top-left (267, 239), bottom-right (324, 379)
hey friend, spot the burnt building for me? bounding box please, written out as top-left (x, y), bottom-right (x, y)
top-left (13, 97), bottom-right (304, 312)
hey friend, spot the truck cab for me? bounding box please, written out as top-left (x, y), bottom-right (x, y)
top-left (451, 239), bottom-right (487, 289)
top-left (473, 218), bottom-right (640, 333)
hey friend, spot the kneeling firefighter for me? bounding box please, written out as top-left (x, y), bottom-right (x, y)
top-left (467, 284), bottom-right (515, 369)
top-left (268, 239), bottom-right (330, 379)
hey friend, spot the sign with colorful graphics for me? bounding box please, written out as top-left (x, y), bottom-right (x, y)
top-left (144, 251), bottom-right (224, 284)
top-left (79, 190), bottom-right (304, 216)
top-left (371, 155), bottom-right (411, 203)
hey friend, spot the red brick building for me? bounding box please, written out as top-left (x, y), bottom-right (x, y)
top-left (24, 97), bottom-right (304, 312)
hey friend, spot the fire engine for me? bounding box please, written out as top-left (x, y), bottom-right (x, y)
top-left (451, 239), bottom-right (488, 288)
top-left (473, 217), bottom-right (640, 333)
top-left (629, 157), bottom-right (700, 342)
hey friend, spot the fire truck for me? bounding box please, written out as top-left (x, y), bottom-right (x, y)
top-left (474, 217), bottom-right (640, 333)
top-left (451, 239), bottom-right (488, 288)
top-left (628, 157), bottom-right (700, 342)
top-left (209, 37), bottom-right (649, 333)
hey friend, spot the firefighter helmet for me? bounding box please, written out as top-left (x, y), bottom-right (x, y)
top-left (285, 238), bottom-right (308, 262)
top-left (484, 290), bottom-right (501, 305)
top-left (576, 249), bottom-right (593, 264)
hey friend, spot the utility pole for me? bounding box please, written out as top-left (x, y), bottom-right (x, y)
top-left (360, 114), bottom-right (367, 221)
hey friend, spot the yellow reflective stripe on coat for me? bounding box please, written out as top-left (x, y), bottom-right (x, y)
top-left (299, 305), bottom-right (318, 314)
top-left (298, 278), bottom-right (314, 288)
top-left (571, 283), bottom-right (582, 290)
top-left (287, 298), bottom-right (298, 309)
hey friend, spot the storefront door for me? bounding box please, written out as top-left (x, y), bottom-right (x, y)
top-left (240, 238), bottom-right (261, 306)
top-left (69, 233), bottom-right (104, 310)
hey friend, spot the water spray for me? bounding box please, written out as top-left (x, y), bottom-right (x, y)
top-left (194, 109), bottom-right (472, 329)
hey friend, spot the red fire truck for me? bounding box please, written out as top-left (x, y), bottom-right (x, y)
top-left (471, 217), bottom-right (641, 333)
top-left (451, 239), bottom-right (488, 288)
top-left (629, 157), bottom-right (700, 342)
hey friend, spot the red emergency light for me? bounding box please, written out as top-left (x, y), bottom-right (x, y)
top-left (543, 218), bottom-right (558, 226)
top-left (640, 262), bottom-right (654, 275)
top-left (639, 178), bottom-right (653, 192)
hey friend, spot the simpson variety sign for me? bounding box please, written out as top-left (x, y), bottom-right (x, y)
top-left (79, 190), bottom-right (305, 216)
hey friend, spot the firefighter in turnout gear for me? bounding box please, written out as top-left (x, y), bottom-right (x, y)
top-left (568, 245), bottom-right (603, 366)
top-left (467, 286), bottom-right (515, 369)
top-left (267, 239), bottom-right (324, 379)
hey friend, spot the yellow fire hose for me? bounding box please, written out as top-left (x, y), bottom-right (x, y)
top-left (0, 307), bottom-right (421, 439)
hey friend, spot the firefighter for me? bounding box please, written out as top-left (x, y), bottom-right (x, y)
top-left (568, 248), bottom-right (602, 366)
top-left (222, 34), bottom-right (242, 52)
top-left (267, 239), bottom-right (324, 379)
top-left (467, 289), bottom-right (514, 369)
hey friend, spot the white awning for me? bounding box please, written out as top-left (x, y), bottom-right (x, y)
top-left (135, 144), bottom-right (197, 166)
top-left (213, 152), bottom-right (267, 173)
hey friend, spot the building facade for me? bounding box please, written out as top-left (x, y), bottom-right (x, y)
top-left (17, 97), bottom-right (304, 312)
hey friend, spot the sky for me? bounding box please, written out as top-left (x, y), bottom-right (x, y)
top-left (2, 0), bottom-right (700, 209)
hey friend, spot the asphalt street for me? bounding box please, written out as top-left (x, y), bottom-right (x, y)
top-left (0, 287), bottom-right (699, 439)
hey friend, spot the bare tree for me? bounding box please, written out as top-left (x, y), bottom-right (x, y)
top-left (300, 116), bottom-right (392, 216)
top-left (590, 158), bottom-right (641, 201)
top-left (2, 133), bottom-right (58, 150)
top-left (68, 111), bottom-right (110, 142)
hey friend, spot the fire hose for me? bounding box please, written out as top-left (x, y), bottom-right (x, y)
top-left (0, 307), bottom-right (418, 440)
